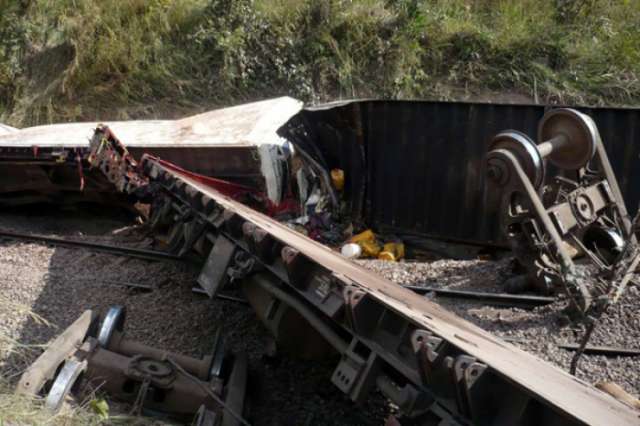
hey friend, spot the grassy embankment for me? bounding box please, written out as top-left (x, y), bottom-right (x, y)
top-left (1, 0), bottom-right (639, 127)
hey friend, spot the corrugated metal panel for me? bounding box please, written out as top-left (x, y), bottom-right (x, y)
top-left (296, 100), bottom-right (640, 245)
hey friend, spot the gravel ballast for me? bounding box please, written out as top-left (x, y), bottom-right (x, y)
top-left (358, 258), bottom-right (640, 396)
top-left (0, 208), bottom-right (387, 425)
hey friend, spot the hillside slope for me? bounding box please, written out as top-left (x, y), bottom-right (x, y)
top-left (1, 0), bottom-right (640, 126)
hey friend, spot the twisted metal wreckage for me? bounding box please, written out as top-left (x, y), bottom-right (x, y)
top-left (2, 97), bottom-right (640, 425)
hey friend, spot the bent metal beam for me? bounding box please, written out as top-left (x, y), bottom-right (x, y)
top-left (138, 154), bottom-right (638, 426)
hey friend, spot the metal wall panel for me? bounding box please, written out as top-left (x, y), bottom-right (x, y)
top-left (297, 100), bottom-right (640, 245)
top-left (128, 146), bottom-right (264, 188)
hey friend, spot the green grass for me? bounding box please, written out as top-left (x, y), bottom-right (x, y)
top-left (0, 382), bottom-right (103, 426)
top-left (1, 0), bottom-right (640, 126)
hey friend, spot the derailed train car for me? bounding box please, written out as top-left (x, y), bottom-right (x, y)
top-left (0, 97), bottom-right (301, 207)
top-left (3, 97), bottom-right (640, 242)
top-left (3, 98), bottom-right (640, 425)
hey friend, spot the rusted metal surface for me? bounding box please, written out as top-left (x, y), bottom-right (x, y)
top-left (19, 306), bottom-right (248, 423)
top-left (106, 331), bottom-right (215, 380)
top-left (86, 346), bottom-right (222, 417)
top-left (288, 100), bottom-right (640, 246)
top-left (0, 147), bottom-right (130, 207)
top-left (4, 98), bottom-right (640, 239)
top-left (88, 125), bottom-right (148, 193)
top-left (135, 154), bottom-right (639, 425)
top-left (0, 97), bottom-right (302, 203)
top-left (486, 108), bottom-right (635, 313)
top-left (7, 99), bottom-right (640, 423)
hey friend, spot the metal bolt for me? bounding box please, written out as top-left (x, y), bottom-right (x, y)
top-left (487, 165), bottom-right (501, 180)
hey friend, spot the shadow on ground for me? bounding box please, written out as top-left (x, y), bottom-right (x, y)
top-left (0, 204), bottom-right (389, 425)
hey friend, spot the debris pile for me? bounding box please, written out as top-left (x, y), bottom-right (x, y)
top-left (341, 229), bottom-right (405, 262)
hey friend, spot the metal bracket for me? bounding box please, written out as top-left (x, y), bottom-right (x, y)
top-left (178, 218), bottom-right (208, 257)
top-left (331, 339), bottom-right (380, 403)
top-left (197, 235), bottom-right (236, 297)
top-left (344, 285), bottom-right (384, 337)
top-left (281, 246), bottom-right (313, 289)
top-left (411, 329), bottom-right (447, 385)
top-left (227, 251), bottom-right (258, 281)
top-left (149, 196), bottom-right (174, 230)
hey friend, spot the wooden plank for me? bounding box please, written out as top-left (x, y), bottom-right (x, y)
top-left (17, 310), bottom-right (95, 396)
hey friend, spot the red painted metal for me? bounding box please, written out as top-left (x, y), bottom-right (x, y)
top-left (142, 154), bottom-right (299, 217)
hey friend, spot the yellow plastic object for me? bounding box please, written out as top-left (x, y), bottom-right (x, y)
top-left (378, 251), bottom-right (396, 261)
top-left (331, 169), bottom-right (345, 191)
top-left (378, 242), bottom-right (405, 261)
top-left (349, 229), bottom-right (376, 244)
top-left (348, 229), bottom-right (388, 258)
top-left (360, 240), bottom-right (382, 257)
top-left (393, 242), bottom-right (406, 259)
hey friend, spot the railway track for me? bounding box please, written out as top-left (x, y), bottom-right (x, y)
top-left (403, 285), bottom-right (556, 309)
top-left (130, 154), bottom-right (638, 425)
top-left (0, 229), bottom-right (181, 262)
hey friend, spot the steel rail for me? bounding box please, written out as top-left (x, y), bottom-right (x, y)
top-left (506, 338), bottom-right (640, 357)
top-left (404, 285), bottom-right (556, 309)
top-left (0, 229), bottom-right (181, 262)
top-left (558, 343), bottom-right (640, 357)
top-left (140, 157), bottom-right (639, 426)
top-left (191, 287), bottom-right (250, 305)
